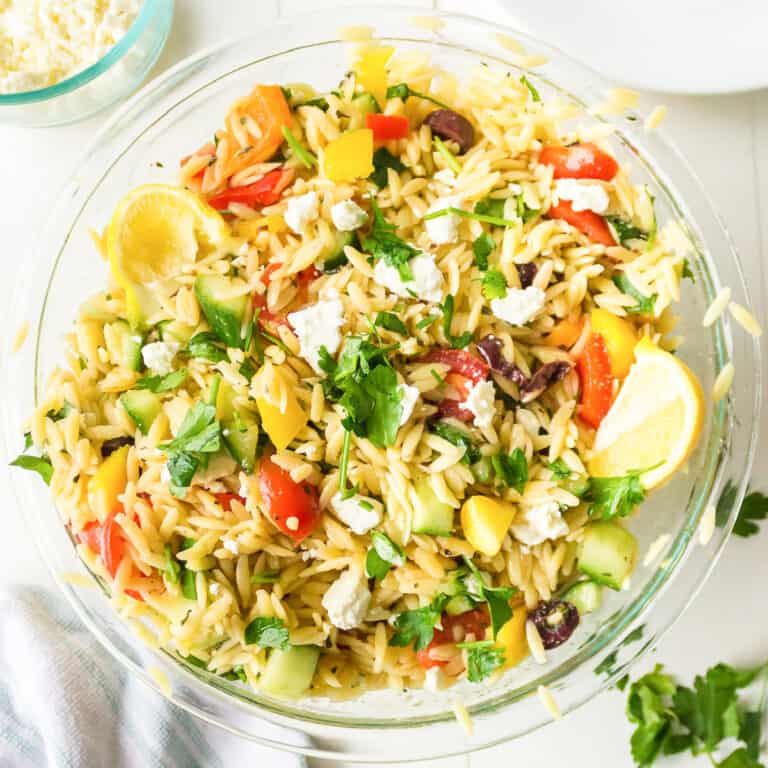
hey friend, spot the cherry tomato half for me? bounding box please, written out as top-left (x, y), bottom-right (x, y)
top-left (366, 113), bottom-right (410, 141)
top-left (539, 142), bottom-right (618, 181)
top-left (258, 460), bottom-right (321, 542)
top-left (214, 492), bottom-right (247, 512)
top-left (548, 201), bottom-right (616, 247)
top-left (421, 349), bottom-right (489, 384)
top-left (416, 608), bottom-right (491, 669)
top-left (577, 332), bottom-right (614, 429)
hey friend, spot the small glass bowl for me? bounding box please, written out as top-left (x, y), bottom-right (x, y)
top-left (3, 6), bottom-right (762, 763)
top-left (0, 0), bottom-right (174, 127)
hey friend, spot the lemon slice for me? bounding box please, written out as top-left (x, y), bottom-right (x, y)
top-left (106, 184), bottom-right (229, 326)
top-left (587, 337), bottom-right (704, 489)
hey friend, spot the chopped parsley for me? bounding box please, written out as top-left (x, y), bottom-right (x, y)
top-left (416, 314), bottom-right (439, 330)
top-left (474, 196), bottom-right (506, 218)
top-left (548, 458), bottom-right (573, 480)
top-left (491, 448), bottom-right (528, 494)
top-left (244, 616), bottom-right (290, 650)
top-left (385, 83), bottom-right (449, 109)
top-left (251, 569), bottom-right (281, 584)
top-left (369, 147), bottom-right (406, 188)
top-left (463, 558), bottom-right (516, 638)
top-left (424, 205), bottom-right (518, 229)
top-left (187, 332), bottom-right (228, 363)
top-left (472, 232), bottom-right (495, 270)
top-left (441, 295), bottom-right (473, 349)
top-left (481, 269), bottom-right (508, 300)
top-left (586, 469), bottom-right (646, 521)
top-left (361, 200), bottom-right (418, 281)
top-left (136, 369), bottom-right (189, 393)
top-left (374, 311), bottom-right (408, 337)
top-left (613, 273), bottom-right (658, 314)
top-left (389, 594), bottom-right (449, 651)
top-left (430, 421), bottom-right (480, 465)
top-left (457, 640), bottom-right (506, 682)
top-left (365, 530), bottom-right (405, 581)
top-left (280, 125), bottom-right (317, 168)
top-left (682, 259), bottom-right (696, 282)
top-left (520, 74), bottom-right (541, 102)
top-left (515, 194), bottom-right (540, 223)
top-left (606, 216), bottom-right (647, 248)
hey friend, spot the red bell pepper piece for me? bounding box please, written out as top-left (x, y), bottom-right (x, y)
top-left (539, 142), bottom-right (618, 181)
top-left (548, 200), bottom-right (616, 247)
top-left (577, 333), bottom-right (614, 429)
top-left (366, 113), bottom-right (410, 141)
top-left (207, 168), bottom-right (294, 210)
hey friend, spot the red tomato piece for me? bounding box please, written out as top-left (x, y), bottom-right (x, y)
top-left (214, 492), bottom-right (247, 512)
top-left (258, 460), bottom-right (321, 542)
top-left (577, 333), bottom-right (614, 429)
top-left (539, 142), bottom-right (619, 181)
top-left (548, 200), bottom-right (616, 247)
top-left (207, 169), bottom-right (294, 211)
top-left (416, 608), bottom-right (491, 669)
top-left (252, 293), bottom-right (290, 329)
top-left (77, 521), bottom-right (102, 554)
top-left (366, 113), bottom-right (410, 141)
top-left (260, 261), bottom-right (283, 286)
top-left (437, 398), bottom-right (474, 422)
top-left (421, 349), bottom-right (489, 384)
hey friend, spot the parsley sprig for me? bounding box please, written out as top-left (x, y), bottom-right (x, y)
top-left (441, 295), bottom-right (473, 349)
top-left (457, 640), bottom-right (506, 682)
top-left (386, 83), bottom-right (449, 109)
top-left (389, 594), bottom-right (449, 651)
top-left (586, 468), bottom-right (648, 521)
top-left (362, 200), bottom-right (419, 281)
top-left (365, 530), bottom-right (405, 580)
top-left (613, 273), bottom-right (658, 314)
top-left (716, 481), bottom-right (768, 538)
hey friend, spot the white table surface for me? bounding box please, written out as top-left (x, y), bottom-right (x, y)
top-left (0, 1), bottom-right (766, 767)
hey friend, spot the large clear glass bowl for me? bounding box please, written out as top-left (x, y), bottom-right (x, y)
top-left (0, 0), bottom-right (174, 127)
top-left (3, 6), bottom-right (761, 763)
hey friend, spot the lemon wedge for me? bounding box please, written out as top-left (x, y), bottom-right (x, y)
top-left (587, 337), bottom-right (704, 489)
top-left (106, 185), bottom-right (229, 327)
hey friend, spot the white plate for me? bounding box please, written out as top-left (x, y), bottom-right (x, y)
top-left (499, 0), bottom-right (768, 94)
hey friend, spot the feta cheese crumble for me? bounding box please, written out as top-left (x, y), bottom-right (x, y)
top-left (0, 0), bottom-right (143, 94)
top-left (398, 383), bottom-right (420, 426)
top-left (510, 501), bottom-right (569, 546)
top-left (460, 379), bottom-right (496, 429)
top-left (287, 299), bottom-right (344, 372)
top-left (222, 539), bottom-right (240, 555)
top-left (490, 286), bottom-right (546, 326)
top-left (424, 196), bottom-right (464, 244)
top-left (330, 199), bottom-right (368, 231)
top-left (331, 493), bottom-right (383, 535)
top-left (373, 253), bottom-right (444, 303)
top-left (284, 191), bottom-right (319, 234)
top-left (321, 569), bottom-right (371, 630)
top-left (553, 179), bottom-right (610, 214)
top-left (141, 341), bottom-right (179, 376)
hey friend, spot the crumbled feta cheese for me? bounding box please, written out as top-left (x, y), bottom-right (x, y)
top-left (490, 286), bottom-right (546, 326)
top-left (0, 0), bottom-right (142, 94)
top-left (287, 299), bottom-right (344, 372)
top-left (373, 254), bottom-right (444, 303)
top-left (331, 199), bottom-right (368, 231)
top-left (141, 341), bottom-right (179, 376)
top-left (222, 539), bottom-right (240, 555)
top-left (331, 493), bottom-right (383, 535)
top-left (460, 380), bottom-right (497, 429)
top-left (424, 195), bottom-right (464, 244)
top-left (510, 502), bottom-right (569, 546)
top-left (284, 191), bottom-right (319, 234)
top-left (321, 569), bottom-right (371, 630)
top-left (398, 383), bottom-right (420, 426)
top-left (553, 179), bottom-right (610, 214)
top-left (209, 582), bottom-right (221, 595)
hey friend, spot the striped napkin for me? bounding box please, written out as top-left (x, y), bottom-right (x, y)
top-left (0, 587), bottom-right (308, 768)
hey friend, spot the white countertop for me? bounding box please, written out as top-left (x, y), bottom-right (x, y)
top-left (0, 2), bottom-right (766, 767)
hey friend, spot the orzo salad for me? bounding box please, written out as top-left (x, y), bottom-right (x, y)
top-left (15, 44), bottom-right (708, 700)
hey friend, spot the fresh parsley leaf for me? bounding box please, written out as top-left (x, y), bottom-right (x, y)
top-left (520, 74), bottom-right (541, 102)
top-left (462, 558), bottom-right (516, 638)
top-left (430, 422), bottom-right (480, 465)
top-left (481, 269), bottom-right (508, 300)
top-left (587, 469), bottom-right (646, 520)
top-left (613, 274), bottom-right (657, 314)
top-left (595, 650), bottom-right (618, 677)
top-left (425, 205), bottom-right (517, 229)
top-left (181, 568), bottom-right (197, 600)
top-left (10, 454), bottom-right (53, 485)
top-left (362, 200), bottom-right (418, 281)
top-left (389, 594), bottom-right (449, 651)
top-left (222, 666), bottom-right (248, 683)
top-left (474, 197), bottom-right (506, 218)
top-left (626, 665), bottom-right (678, 766)
top-left (165, 452), bottom-right (200, 497)
top-left (47, 402), bottom-right (73, 421)
top-left (369, 147), bottom-right (406, 188)
top-left (366, 530), bottom-right (405, 580)
top-left (244, 616), bottom-right (290, 649)
top-left (136, 368), bottom-right (188, 393)
top-left (251, 569), bottom-right (280, 584)
top-left (441, 295), bottom-right (473, 349)
top-left (733, 490), bottom-right (768, 538)
top-left (548, 458), bottom-right (573, 480)
top-left (472, 232), bottom-right (495, 270)
top-left (375, 311), bottom-right (408, 336)
top-left (23, 433), bottom-right (33, 450)
top-left (515, 194), bottom-right (540, 224)
top-left (362, 364), bottom-right (404, 448)
top-left (717, 748), bottom-right (763, 768)
top-left (386, 83), bottom-right (449, 109)
top-left (716, 479), bottom-right (739, 528)
top-left (492, 448), bottom-right (528, 494)
top-left (239, 358), bottom-right (257, 382)
top-left (416, 314), bottom-right (439, 330)
top-left (457, 640), bottom-right (506, 682)
top-left (682, 259), bottom-right (696, 282)
top-left (606, 216), bottom-right (647, 247)
top-left (297, 96), bottom-right (329, 110)
top-left (163, 544), bottom-right (181, 584)
top-left (187, 332), bottom-right (228, 363)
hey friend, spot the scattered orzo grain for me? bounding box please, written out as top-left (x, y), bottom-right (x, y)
top-left (702, 287), bottom-right (732, 327)
top-left (712, 362), bottom-right (735, 403)
top-left (698, 504), bottom-right (716, 547)
top-left (537, 684), bottom-right (562, 720)
top-left (728, 301), bottom-right (763, 338)
top-left (644, 105), bottom-right (667, 132)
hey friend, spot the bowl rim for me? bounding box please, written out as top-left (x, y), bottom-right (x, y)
top-left (0, 0), bottom-right (169, 105)
top-left (6, 5), bottom-right (762, 760)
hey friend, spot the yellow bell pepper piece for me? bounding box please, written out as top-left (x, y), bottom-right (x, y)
top-left (352, 45), bottom-right (394, 107)
top-left (590, 308), bottom-right (637, 379)
top-left (322, 129), bottom-right (374, 183)
top-left (89, 445), bottom-right (129, 521)
top-left (254, 367), bottom-right (308, 451)
top-left (547, 314), bottom-right (584, 348)
top-left (496, 606), bottom-right (529, 668)
top-left (460, 496), bottom-right (516, 557)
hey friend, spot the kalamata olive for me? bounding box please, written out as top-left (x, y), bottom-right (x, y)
top-left (516, 262), bottom-right (537, 288)
top-left (101, 435), bottom-right (134, 458)
top-left (519, 361), bottom-right (571, 403)
top-left (424, 109), bottom-right (475, 154)
top-left (528, 600), bottom-right (579, 649)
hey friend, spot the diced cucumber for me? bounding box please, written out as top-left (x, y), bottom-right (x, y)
top-left (470, 457), bottom-right (493, 484)
top-left (111, 320), bottom-right (143, 372)
top-left (222, 422), bottom-right (261, 473)
top-left (562, 580), bottom-right (603, 615)
top-left (412, 476), bottom-right (455, 536)
top-left (577, 521), bottom-right (638, 590)
top-left (352, 91), bottom-right (381, 114)
top-left (158, 319), bottom-right (196, 345)
top-left (120, 390), bottom-right (162, 435)
top-left (320, 231), bottom-right (357, 274)
top-left (562, 475), bottom-right (590, 498)
top-left (194, 275), bottom-right (249, 349)
top-left (259, 645), bottom-right (320, 698)
top-left (445, 594), bottom-right (475, 616)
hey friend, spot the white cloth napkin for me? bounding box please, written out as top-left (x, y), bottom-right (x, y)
top-left (0, 587), bottom-right (308, 768)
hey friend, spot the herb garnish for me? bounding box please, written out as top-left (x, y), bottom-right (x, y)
top-left (386, 83), bottom-right (449, 109)
top-left (361, 200), bottom-right (419, 281)
top-left (244, 616), bottom-right (290, 650)
top-left (457, 640), bottom-right (506, 682)
top-left (280, 125), bottom-right (317, 168)
top-left (136, 369), bottom-right (188, 393)
top-left (365, 530), bottom-right (405, 580)
top-left (613, 273), bottom-right (658, 314)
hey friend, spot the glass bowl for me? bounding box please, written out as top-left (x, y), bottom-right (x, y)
top-left (3, 6), bottom-right (761, 763)
top-left (0, 0), bottom-right (174, 127)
